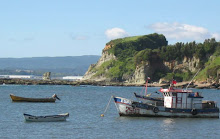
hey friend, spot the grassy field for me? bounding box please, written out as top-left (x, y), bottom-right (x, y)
top-left (106, 35), bottom-right (143, 46)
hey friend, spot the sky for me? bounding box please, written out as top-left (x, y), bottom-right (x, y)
top-left (0, 0), bottom-right (220, 58)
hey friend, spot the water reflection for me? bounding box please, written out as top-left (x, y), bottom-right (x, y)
top-left (157, 118), bottom-right (177, 139)
top-left (163, 118), bottom-right (175, 125)
top-left (161, 118), bottom-right (176, 132)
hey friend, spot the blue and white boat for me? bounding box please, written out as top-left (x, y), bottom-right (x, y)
top-left (114, 88), bottom-right (219, 118)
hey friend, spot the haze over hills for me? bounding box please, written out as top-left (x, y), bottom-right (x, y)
top-left (0, 55), bottom-right (100, 76)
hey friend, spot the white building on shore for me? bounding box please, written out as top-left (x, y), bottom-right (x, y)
top-left (62, 76), bottom-right (83, 81)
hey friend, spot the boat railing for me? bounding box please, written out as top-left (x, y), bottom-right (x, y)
top-left (188, 92), bottom-right (203, 98)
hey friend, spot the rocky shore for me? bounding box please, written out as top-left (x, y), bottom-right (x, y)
top-left (0, 78), bottom-right (219, 89)
top-left (148, 81), bottom-right (220, 89)
top-left (0, 79), bottom-right (77, 86)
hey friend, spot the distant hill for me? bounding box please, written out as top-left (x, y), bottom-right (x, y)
top-left (0, 55), bottom-right (100, 76)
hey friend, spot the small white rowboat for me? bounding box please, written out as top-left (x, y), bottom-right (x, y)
top-left (23, 113), bottom-right (69, 122)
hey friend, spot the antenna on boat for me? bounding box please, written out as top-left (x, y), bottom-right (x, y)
top-left (186, 68), bottom-right (201, 90)
top-left (145, 77), bottom-right (150, 96)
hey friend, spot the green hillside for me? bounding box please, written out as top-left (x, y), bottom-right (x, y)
top-left (106, 33), bottom-right (167, 60)
top-left (196, 56), bottom-right (220, 81)
top-left (93, 33), bottom-right (168, 81)
top-left (93, 33), bottom-right (220, 82)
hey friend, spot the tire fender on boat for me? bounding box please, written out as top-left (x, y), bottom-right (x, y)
top-left (191, 108), bottom-right (198, 115)
top-left (153, 107), bottom-right (159, 113)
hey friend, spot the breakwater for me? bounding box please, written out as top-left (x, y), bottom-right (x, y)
top-left (0, 79), bottom-right (76, 85)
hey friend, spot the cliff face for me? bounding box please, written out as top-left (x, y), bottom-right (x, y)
top-left (82, 50), bottom-right (116, 81)
top-left (126, 63), bottom-right (151, 84)
top-left (83, 51), bottom-right (201, 84)
top-left (164, 56), bottom-right (200, 72)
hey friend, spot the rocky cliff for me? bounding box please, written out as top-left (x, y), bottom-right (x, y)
top-left (83, 51), bottom-right (201, 84)
top-left (163, 56), bottom-right (200, 72)
top-left (82, 33), bottom-right (220, 86)
top-left (82, 51), bottom-right (116, 81)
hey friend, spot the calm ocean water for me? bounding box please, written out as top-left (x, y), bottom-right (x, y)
top-left (0, 85), bottom-right (220, 139)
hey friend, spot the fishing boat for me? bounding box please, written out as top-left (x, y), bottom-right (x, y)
top-left (113, 87), bottom-right (219, 118)
top-left (23, 113), bottom-right (69, 122)
top-left (10, 94), bottom-right (60, 102)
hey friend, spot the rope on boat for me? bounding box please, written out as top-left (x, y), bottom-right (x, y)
top-left (101, 96), bottom-right (113, 117)
top-left (186, 68), bottom-right (201, 90)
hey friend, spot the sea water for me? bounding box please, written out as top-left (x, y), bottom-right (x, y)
top-left (0, 85), bottom-right (219, 139)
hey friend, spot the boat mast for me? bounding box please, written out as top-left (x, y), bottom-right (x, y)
top-left (145, 77), bottom-right (150, 96)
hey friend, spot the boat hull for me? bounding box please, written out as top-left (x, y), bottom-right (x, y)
top-left (10, 94), bottom-right (56, 102)
top-left (114, 97), bottom-right (219, 118)
top-left (23, 113), bottom-right (69, 122)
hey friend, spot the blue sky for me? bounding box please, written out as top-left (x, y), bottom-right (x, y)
top-left (0, 0), bottom-right (220, 58)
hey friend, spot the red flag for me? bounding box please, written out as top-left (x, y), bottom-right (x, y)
top-left (172, 79), bottom-right (177, 84)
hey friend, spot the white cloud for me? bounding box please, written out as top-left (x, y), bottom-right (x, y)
top-left (149, 22), bottom-right (220, 42)
top-left (212, 33), bottom-right (220, 40)
top-left (105, 28), bottom-right (129, 40)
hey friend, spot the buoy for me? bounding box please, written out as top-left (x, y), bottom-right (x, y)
top-left (100, 114), bottom-right (104, 117)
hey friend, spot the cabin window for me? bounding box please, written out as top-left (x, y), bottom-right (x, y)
top-left (164, 92), bottom-right (167, 96)
top-left (172, 92), bottom-right (177, 96)
top-left (169, 92), bottom-right (172, 96)
top-left (164, 92), bottom-right (172, 97)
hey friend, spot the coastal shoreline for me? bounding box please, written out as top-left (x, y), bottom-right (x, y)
top-left (0, 79), bottom-right (219, 89)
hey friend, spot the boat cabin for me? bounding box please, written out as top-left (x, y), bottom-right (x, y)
top-left (160, 88), bottom-right (204, 109)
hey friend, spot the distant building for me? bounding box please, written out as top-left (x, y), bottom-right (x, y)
top-left (9, 75), bottom-right (34, 79)
top-left (62, 76), bottom-right (83, 81)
